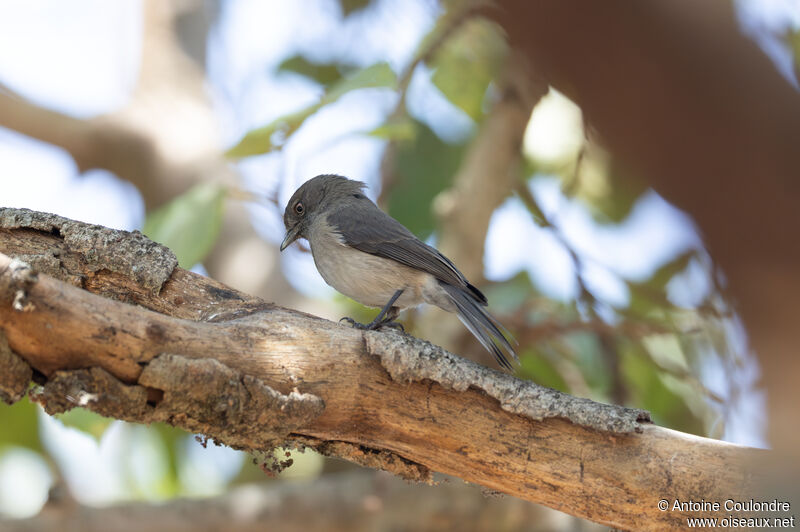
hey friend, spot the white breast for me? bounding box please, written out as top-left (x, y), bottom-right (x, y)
top-left (307, 218), bottom-right (429, 309)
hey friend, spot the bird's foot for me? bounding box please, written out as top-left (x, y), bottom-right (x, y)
top-left (376, 320), bottom-right (404, 332)
top-left (339, 316), bottom-right (404, 332)
top-left (339, 316), bottom-right (369, 329)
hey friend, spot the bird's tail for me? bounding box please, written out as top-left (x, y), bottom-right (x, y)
top-left (439, 281), bottom-right (518, 371)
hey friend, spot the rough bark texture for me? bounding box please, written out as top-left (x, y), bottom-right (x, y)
top-left (0, 209), bottom-right (178, 294)
top-left (34, 356), bottom-right (325, 452)
top-left (0, 209), bottom-right (764, 530)
top-left (368, 333), bottom-right (648, 433)
top-left (0, 333), bottom-right (32, 404)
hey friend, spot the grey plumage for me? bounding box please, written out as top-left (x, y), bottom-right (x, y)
top-left (281, 174), bottom-right (518, 370)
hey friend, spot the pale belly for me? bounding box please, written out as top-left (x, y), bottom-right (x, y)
top-left (306, 218), bottom-right (456, 311)
top-left (311, 239), bottom-right (426, 308)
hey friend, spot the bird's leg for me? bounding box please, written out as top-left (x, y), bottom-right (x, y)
top-left (375, 305), bottom-right (404, 331)
top-left (340, 289), bottom-right (405, 331)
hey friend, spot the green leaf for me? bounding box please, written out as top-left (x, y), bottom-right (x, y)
top-left (620, 341), bottom-right (705, 435)
top-left (152, 423), bottom-right (188, 496)
top-left (642, 333), bottom-right (690, 375)
top-left (227, 62), bottom-right (397, 158)
top-left (366, 118), bottom-right (417, 141)
top-left (323, 61), bottom-right (396, 103)
top-left (338, 0), bottom-right (372, 16)
top-left (429, 17), bottom-right (507, 121)
top-left (519, 349), bottom-right (567, 392)
top-left (783, 29), bottom-right (800, 82)
top-left (561, 332), bottom-right (610, 393)
top-left (624, 284), bottom-right (672, 319)
top-left (623, 250), bottom-right (695, 316)
top-left (0, 396), bottom-right (41, 452)
top-left (646, 250), bottom-right (696, 290)
top-left (143, 183), bottom-right (227, 268)
top-left (55, 408), bottom-right (113, 441)
top-left (585, 159), bottom-right (649, 223)
top-left (387, 120), bottom-right (466, 238)
top-left (277, 55), bottom-right (350, 87)
top-left (225, 107), bottom-right (313, 158)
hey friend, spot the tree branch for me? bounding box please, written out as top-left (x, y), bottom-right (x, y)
top-left (0, 471), bottom-right (604, 532)
top-left (0, 208), bottom-right (763, 530)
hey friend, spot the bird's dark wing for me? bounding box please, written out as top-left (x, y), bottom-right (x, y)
top-left (327, 202), bottom-right (487, 304)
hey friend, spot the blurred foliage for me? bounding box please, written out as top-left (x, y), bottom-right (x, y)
top-left (143, 182), bottom-right (227, 269)
top-left (518, 348), bottom-right (567, 391)
top-left (366, 117), bottom-right (417, 141)
top-left (429, 17), bottom-right (507, 121)
top-left (150, 422), bottom-right (188, 496)
top-left (784, 29), bottom-right (800, 83)
top-left (226, 62), bottom-right (397, 158)
top-left (55, 408), bottom-right (113, 441)
top-left (581, 156), bottom-right (650, 224)
top-left (0, 396), bottom-right (41, 453)
top-left (278, 55), bottom-right (355, 87)
top-left (337, 0), bottom-right (373, 16)
top-left (386, 120), bottom-right (466, 238)
top-left (624, 250), bottom-right (696, 319)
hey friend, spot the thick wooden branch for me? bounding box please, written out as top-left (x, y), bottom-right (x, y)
top-left (0, 209), bottom-right (763, 530)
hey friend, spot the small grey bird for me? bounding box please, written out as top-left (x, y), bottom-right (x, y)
top-left (280, 174), bottom-right (518, 370)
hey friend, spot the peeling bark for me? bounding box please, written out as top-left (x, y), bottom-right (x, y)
top-left (0, 332), bottom-right (32, 404)
top-left (0, 209), bottom-right (177, 294)
top-left (365, 332), bottom-right (648, 434)
top-left (32, 355), bottom-right (325, 452)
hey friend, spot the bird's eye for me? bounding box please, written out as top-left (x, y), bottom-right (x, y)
top-left (294, 202), bottom-right (304, 215)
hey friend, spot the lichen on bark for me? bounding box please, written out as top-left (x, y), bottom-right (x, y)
top-left (0, 207), bottom-right (177, 295)
top-left (365, 330), bottom-right (650, 434)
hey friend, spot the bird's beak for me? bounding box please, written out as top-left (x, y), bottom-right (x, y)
top-left (280, 223), bottom-right (302, 251)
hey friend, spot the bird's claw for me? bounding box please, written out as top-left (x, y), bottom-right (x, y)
top-left (339, 316), bottom-right (368, 330)
top-left (378, 321), bottom-right (404, 332)
top-left (339, 316), bottom-right (404, 332)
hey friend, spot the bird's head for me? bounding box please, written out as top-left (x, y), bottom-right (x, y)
top-left (280, 174), bottom-right (367, 251)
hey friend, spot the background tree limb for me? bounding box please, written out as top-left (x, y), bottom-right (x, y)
top-left (0, 208), bottom-right (763, 531)
top-left (0, 470), bottom-right (606, 532)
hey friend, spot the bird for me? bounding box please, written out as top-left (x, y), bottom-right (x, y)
top-left (280, 174), bottom-right (518, 370)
